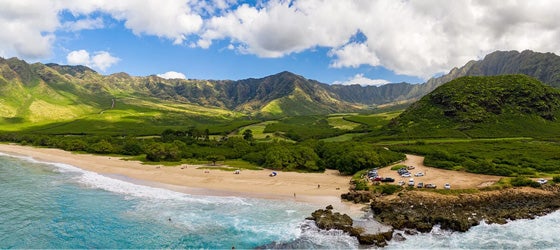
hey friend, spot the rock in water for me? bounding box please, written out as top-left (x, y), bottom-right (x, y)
top-left (308, 205), bottom-right (394, 247)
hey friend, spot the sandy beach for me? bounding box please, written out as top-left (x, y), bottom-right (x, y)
top-left (0, 144), bottom-right (359, 212)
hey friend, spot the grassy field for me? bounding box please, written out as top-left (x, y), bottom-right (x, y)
top-left (327, 115), bottom-right (362, 130)
top-left (343, 111), bottom-right (401, 130)
top-left (10, 96), bottom-right (254, 136)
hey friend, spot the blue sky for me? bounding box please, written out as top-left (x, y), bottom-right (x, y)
top-left (2, 1), bottom-right (560, 85)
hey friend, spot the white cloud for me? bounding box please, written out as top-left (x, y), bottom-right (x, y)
top-left (333, 74), bottom-right (390, 87)
top-left (66, 49), bottom-right (120, 71)
top-left (62, 17), bottom-right (104, 31)
top-left (0, 0), bottom-right (59, 59)
top-left (157, 71), bottom-right (187, 79)
top-left (61, 0), bottom-right (204, 45)
top-left (198, 0), bottom-right (560, 79)
top-left (3, 0), bottom-right (560, 80)
top-left (67, 50), bottom-right (91, 65)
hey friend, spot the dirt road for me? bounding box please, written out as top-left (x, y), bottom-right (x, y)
top-left (376, 154), bottom-right (501, 189)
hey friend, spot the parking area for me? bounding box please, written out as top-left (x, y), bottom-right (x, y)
top-left (375, 154), bottom-right (502, 189)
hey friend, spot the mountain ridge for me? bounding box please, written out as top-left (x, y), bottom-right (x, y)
top-left (2, 49), bottom-right (560, 125)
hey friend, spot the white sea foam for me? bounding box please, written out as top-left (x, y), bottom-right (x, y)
top-left (0, 152), bottom-right (249, 205)
top-left (387, 211), bottom-right (560, 249)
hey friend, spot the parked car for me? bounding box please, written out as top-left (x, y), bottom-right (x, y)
top-left (444, 183), bottom-right (451, 189)
top-left (537, 179), bottom-right (548, 185)
top-left (381, 177), bottom-right (395, 182)
top-left (367, 169), bottom-right (378, 178)
top-left (397, 168), bottom-right (408, 175)
top-left (408, 178), bottom-right (415, 186)
top-left (372, 176), bottom-right (383, 182)
top-left (416, 182), bottom-right (424, 188)
top-left (407, 165), bottom-right (415, 170)
top-left (398, 180), bottom-right (405, 186)
top-left (401, 172), bottom-right (411, 177)
top-left (424, 183), bottom-right (437, 189)
top-left (414, 172), bottom-right (424, 177)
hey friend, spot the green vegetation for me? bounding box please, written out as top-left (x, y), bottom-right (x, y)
top-left (351, 170), bottom-right (370, 191)
top-left (263, 116), bottom-right (347, 141)
top-left (378, 75), bottom-right (560, 140)
top-left (510, 176), bottom-right (541, 188)
top-left (3, 57), bottom-right (560, 181)
top-left (390, 140), bottom-right (560, 176)
top-left (371, 184), bottom-right (402, 195)
top-left (390, 164), bottom-right (407, 170)
top-left (0, 130), bottom-right (404, 175)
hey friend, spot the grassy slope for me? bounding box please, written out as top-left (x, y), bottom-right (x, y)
top-left (377, 75), bottom-right (560, 140)
top-left (23, 96), bottom-right (253, 135)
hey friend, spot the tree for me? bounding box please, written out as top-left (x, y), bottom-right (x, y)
top-left (207, 155), bottom-right (226, 166)
top-left (145, 142), bottom-right (167, 162)
top-left (243, 129), bottom-right (254, 141)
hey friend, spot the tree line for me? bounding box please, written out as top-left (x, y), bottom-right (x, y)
top-left (0, 129), bottom-right (404, 175)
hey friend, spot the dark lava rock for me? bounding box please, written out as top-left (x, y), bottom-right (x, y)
top-left (370, 187), bottom-right (560, 233)
top-left (341, 191), bottom-right (376, 203)
top-left (308, 206), bottom-right (393, 247)
top-left (393, 232), bottom-right (406, 241)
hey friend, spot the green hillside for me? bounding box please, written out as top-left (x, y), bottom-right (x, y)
top-left (382, 75), bottom-right (560, 139)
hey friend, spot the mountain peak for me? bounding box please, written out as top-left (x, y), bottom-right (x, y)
top-left (45, 63), bottom-right (97, 77)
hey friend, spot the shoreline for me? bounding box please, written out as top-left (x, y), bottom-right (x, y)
top-left (0, 144), bottom-right (363, 215)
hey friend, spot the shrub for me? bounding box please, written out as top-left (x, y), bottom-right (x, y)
top-left (372, 184), bottom-right (402, 195)
top-left (510, 176), bottom-right (540, 187)
top-left (391, 164), bottom-right (407, 170)
top-left (353, 179), bottom-right (370, 191)
top-left (553, 176), bottom-right (560, 183)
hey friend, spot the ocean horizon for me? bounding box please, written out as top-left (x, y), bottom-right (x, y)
top-left (1, 152), bottom-right (559, 249)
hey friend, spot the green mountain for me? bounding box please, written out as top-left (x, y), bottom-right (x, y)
top-left (417, 50), bottom-right (560, 97)
top-left (3, 50), bottom-right (560, 135)
top-left (384, 75), bottom-right (560, 139)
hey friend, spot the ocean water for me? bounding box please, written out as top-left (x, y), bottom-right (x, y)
top-left (386, 210), bottom-right (560, 249)
top-left (0, 153), bottom-right (357, 249)
top-left (2, 152), bottom-right (560, 249)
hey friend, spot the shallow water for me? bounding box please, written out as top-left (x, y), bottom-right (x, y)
top-left (0, 153), bottom-right (357, 249)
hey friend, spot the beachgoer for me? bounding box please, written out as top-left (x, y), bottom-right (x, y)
top-left (318, 184), bottom-right (320, 188)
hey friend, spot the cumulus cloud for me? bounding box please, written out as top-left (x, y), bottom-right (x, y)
top-left (61, 0), bottom-right (204, 45)
top-left (198, 0), bottom-right (560, 79)
top-left (0, 0), bottom-right (59, 59)
top-left (157, 71), bottom-right (187, 79)
top-left (333, 74), bottom-right (390, 87)
top-left (3, 0), bottom-right (560, 79)
top-left (66, 50), bottom-right (120, 71)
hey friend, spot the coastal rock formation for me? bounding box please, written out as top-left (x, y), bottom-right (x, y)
top-left (307, 206), bottom-right (393, 247)
top-left (341, 191), bottom-right (376, 203)
top-left (370, 187), bottom-right (560, 233)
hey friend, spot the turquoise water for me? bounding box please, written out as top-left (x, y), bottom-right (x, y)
top-left (2, 152), bottom-right (560, 249)
top-left (0, 153), bottom-right (357, 249)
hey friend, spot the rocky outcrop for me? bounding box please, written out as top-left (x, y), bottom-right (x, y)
top-left (341, 191), bottom-right (376, 203)
top-left (307, 205), bottom-right (393, 247)
top-left (370, 187), bottom-right (560, 233)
